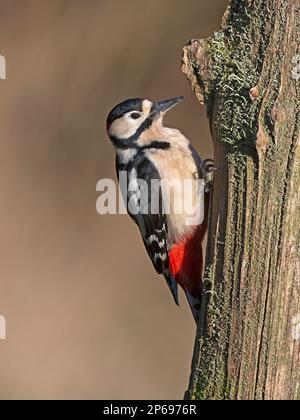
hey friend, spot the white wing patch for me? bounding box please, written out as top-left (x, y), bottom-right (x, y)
top-left (153, 252), bottom-right (168, 262)
top-left (146, 234), bottom-right (166, 249)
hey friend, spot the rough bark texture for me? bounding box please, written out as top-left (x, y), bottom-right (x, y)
top-left (182, 0), bottom-right (300, 400)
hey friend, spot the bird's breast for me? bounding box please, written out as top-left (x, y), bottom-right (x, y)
top-left (145, 146), bottom-right (204, 244)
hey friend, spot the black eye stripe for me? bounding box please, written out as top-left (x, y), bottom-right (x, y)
top-left (130, 112), bottom-right (141, 120)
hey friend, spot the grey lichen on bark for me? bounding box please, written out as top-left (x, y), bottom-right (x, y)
top-left (182, 0), bottom-right (300, 400)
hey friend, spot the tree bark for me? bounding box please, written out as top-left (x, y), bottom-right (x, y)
top-left (182, 0), bottom-right (300, 400)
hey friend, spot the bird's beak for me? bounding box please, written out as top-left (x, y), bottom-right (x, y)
top-left (151, 96), bottom-right (184, 117)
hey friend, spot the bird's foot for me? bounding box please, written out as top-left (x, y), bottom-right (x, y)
top-left (201, 158), bottom-right (215, 193)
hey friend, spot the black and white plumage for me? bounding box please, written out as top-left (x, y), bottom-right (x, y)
top-left (116, 145), bottom-right (179, 304)
top-left (106, 97), bottom-right (210, 322)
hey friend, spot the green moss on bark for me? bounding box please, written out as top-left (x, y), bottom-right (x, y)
top-left (183, 0), bottom-right (300, 401)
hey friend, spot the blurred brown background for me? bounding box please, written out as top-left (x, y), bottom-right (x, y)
top-left (0, 0), bottom-right (226, 400)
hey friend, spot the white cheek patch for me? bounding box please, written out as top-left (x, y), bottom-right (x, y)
top-left (109, 116), bottom-right (139, 140)
top-left (109, 101), bottom-right (152, 141)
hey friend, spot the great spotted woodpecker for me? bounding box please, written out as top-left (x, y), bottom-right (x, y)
top-left (106, 97), bottom-right (212, 322)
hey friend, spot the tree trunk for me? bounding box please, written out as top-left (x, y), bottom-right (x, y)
top-left (182, 0), bottom-right (300, 400)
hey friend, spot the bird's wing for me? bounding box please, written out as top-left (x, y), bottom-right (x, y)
top-left (116, 154), bottom-right (179, 305)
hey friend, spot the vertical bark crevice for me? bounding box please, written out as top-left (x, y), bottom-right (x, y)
top-left (182, 0), bottom-right (300, 400)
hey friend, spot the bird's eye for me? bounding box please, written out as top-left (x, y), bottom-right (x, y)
top-left (130, 112), bottom-right (141, 120)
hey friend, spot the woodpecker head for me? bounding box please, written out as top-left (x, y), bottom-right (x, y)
top-left (106, 97), bottom-right (184, 148)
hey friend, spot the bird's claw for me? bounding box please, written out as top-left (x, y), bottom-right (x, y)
top-left (201, 158), bottom-right (215, 193)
